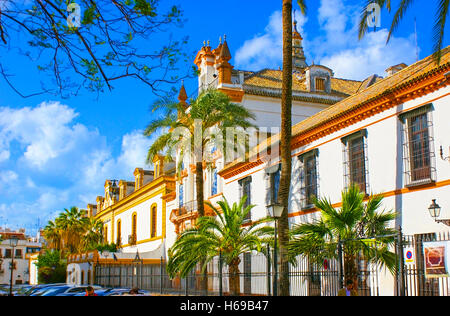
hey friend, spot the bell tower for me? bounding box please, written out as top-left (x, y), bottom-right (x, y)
top-left (292, 19), bottom-right (307, 72)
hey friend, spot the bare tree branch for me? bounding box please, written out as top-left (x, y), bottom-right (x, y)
top-left (0, 0), bottom-right (193, 98)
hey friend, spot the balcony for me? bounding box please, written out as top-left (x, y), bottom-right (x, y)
top-left (128, 234), bottom-right (137, 246)
top-left (177, 200), bottom-right (198, 217)
top-left (170, 200), bottom-right (218, 235)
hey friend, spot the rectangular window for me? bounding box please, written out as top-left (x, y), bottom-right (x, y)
top-left (5, 249), bottom-right (12, 259)
top-left (270, 166), bottom-right (281, 204)
top-left (211, 168), bottom-right (218, 196)
top-left (179, 182), bottom-right (184, 208)
top-left (316, 78), bottom-right (325, 91)
top-left (15, 249), bottom-right (22, 259)
top-left (239, 176), bottom-right (252, 221)
top-left (400, 105), bottom-right (436, 186)
top-left (342, 130), bottom-right (369, 194)
top-left (299, 150), bottom-right (319, 209)
top-left (104, 226), bottom-right (108, 244)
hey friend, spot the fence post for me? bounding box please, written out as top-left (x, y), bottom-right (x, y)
top-left (204, 269), bottom-right (208, 296)
top-left (337, 238), bottom-right (344, 289)
top-left (108, 264), bottom-right (111, 288)
top-left (140, 263), bottom-right (143, 290)
top-left (396, 227), bottom-right (406, 296)
top-left (219, 250), bottom-right (223, 296)
top-left (118, 265), bottom-right (122, 288)
top-left (160, 257), bottom-right (164, 295)
top-left (266, 245), bottom-right (271, 296)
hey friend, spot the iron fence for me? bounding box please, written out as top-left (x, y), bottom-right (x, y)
top-left (94, 231), bottom-right (450, 296)
top-left (401, 232), bottom-right (450, 296)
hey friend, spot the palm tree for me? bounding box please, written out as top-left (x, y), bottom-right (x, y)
top-left (42, 207), bottom-right (105, 255)
top-left (358, 0), bottom-right (449, 63)
top-left (80, 217), bottom-right (104, 251)
top-left (145, 89), bottom-right (256, 220)
top-left (42, 220), bottom-right (62, 250)
top-left (167, 196), bottom-right (272, 296)
top-left (288, 184), bottom-right (398, 288)
top-left (278, 0), bottom-right (307, 297)
top-left (55, 207), bottom-right (87, 254)
top-left (146, 89), bottom-right (256, 294)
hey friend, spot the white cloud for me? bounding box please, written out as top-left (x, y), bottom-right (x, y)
top-left (0, 102), bottom-right (82, 169)
top-left (0, 101), bottom-right (155, 232)
top-left (235, 0), bottom-right (418, 80)
top-left (313, 0), bottom-right (418, 80)
top-left (116, 130), bottom-right (154, 174)
top-left (235, 10), bottom-right (308, 71)
top-left (0, 170), bottom-right (18, 182)
top-left (320, 30), bottom-right (417, 80)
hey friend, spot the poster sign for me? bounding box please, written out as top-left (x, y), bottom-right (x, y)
top-left (423, 241), bottom-right (450, 278)
top-left (404, 247), bottom-right (415, 265)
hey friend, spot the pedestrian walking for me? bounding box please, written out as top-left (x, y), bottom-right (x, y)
top-left (338, 279), bottom-right (358, 296)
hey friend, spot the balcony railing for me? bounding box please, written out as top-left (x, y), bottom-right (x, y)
top-left (128, 234), bottom-right (137, 246)
top-left (178, 200), bottom-right (198, 217)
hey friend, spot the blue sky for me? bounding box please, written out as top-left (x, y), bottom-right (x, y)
top-left (0, 0), bottom-right (447, 234)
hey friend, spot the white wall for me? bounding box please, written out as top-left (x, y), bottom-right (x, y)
top-left (217, 84), bottom-right (450, 296)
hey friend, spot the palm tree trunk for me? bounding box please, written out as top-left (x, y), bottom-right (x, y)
top-left (229, 258), bottom-right (241, 296)
top-left (344, 248), bottom-right (359, 290)
top-left (195, 161), bottom-right (208, 293)
top-left (278, 0), bottom-right (293, 297)
top-left (196, 161), bottom-right (205, 217)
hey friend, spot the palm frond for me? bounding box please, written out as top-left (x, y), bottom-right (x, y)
top-left (387, 0), bottom-right (415, 43)
top-left (432, 0), bottom-right (450, 64)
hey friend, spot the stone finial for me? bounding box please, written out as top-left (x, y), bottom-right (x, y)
top-left (178, 82), bottom-right (188, 105)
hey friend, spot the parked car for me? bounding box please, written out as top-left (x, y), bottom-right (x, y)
top-left (107, 288), bottom-right (151, 296)
top-left (37, 285), bottom-right (76, 296)
top-left (23, 283), bottom-right (66, 296)
top-left (52, 285), bottom-right (103, 296)
top-left (72, 288), bottom-right (115, 296)
top-left (12, 284), bottom-right (34, 296)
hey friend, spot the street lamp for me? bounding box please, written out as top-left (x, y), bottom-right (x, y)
top-left (428, 199), bottom-right (450, 226)
top-left (9, 236), bottom-right (19, 296)
top-left (266, 203), bottom-right (283, 296)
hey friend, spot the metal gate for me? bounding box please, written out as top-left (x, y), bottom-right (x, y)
top-left (399, 232), bottom-right (450, 296)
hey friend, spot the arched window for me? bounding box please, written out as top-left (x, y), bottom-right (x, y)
top-left (116, 220), bottom-right (122, 246)
top-left (151, 205), bottom-right (157, 238)
top-left (104, 225), bottom-right (108, 244)
top-left (87, 270), bottom-right (91, 285)
top-left (132, 213), bottom-right (137, 241)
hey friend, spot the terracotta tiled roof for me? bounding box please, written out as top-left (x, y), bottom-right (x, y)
top-left (242, 68), bottom-right (362, 97)
top-left (291, 46), bottom-right (450, 137)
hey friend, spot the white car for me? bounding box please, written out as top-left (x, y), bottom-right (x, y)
top-left (36, 285), bottom-right (103, 296)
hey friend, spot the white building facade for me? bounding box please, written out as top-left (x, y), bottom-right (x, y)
top-left (218, 47), bottom-right (450, 295)
top-left (71, 29), bottom-right (450, 295)
top-left (0, 230), bottom-right (42, 285)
